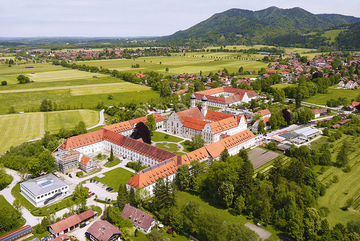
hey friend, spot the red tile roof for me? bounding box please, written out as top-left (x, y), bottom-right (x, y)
top-left (256, 109), bottom-right (271, 116)
top-left (54, 234), bottom-right (70, 241)
top-left (60, 130), bottom-right (104, 151)
top-left (80, 155), bottom-right (90, 165)
top-left (121, 204), bottom-right (154, 231)
top-left (50, 210), bottom-right (96, 234)
top-left (176, 107), bottom-right (204, 123)
top-left (205, 110), bottom-right (234, 121)
top-left (87, 221), bottom-right (122, 241)
top-left (183, 117), bottom-right (208, 131)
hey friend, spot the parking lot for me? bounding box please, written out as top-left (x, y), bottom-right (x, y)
top-left (83, 180), bottom-right (117, 201)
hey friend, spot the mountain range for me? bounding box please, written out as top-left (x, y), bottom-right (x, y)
top-left (159, 7), bottom-right (360, 45)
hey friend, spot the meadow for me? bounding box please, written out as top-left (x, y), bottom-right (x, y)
top-left (204, 45), bottom-right (317, 53)
top-left (82, 55), bottom-right (269, 76)
top-left (306, 87), bottom-right (360, 105)
top-left (311, 135), bottom-right (360, 226)
top-left (0, 110), bottom-right (99, 153)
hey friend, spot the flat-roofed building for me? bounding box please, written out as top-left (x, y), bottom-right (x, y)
top-left (20, 174), bottom-right (70, 207)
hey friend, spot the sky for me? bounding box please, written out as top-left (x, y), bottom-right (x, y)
top-left (1, 0), bottom-right (360, 38)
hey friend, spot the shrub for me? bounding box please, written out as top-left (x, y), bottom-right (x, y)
top-left (1, 81), bottom-right (7, 86)
top-left (164, 134), bottom-right (169, 139)
top-left (184, 140), bottom-right (191, 145)
top-left (76, 171), bottom-right (84, 177)
top-left (333, 175), bottom-right (339, 183)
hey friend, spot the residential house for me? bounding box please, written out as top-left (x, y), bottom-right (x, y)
top-left (121, 204), bottom-right (156, 234)
top-left (87, 221), bottom-right (122, 241)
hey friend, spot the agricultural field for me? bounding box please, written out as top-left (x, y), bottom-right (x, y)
top-left (306, 87), bottom-right (360, 105)
top-left (204, 45), bottom-right (317, 53)
top-left (82, 56), bottom-right (269, 76)
top-left (311, 135), bottom-right (360, 226)
top-left (0, 63), bottom-right (64, 76)
top-left (0, 110), bottom-right (100, 153)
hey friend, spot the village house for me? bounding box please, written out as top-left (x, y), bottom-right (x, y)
top-left (86, 221), bottom-right (122, 241)
top-left (121, 204), bottom-right (156, 234)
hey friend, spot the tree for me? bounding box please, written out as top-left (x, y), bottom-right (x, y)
top-left (130, 122), bottom-right (151, 144)
top-left (74, 121), bottom-right (87, 135)
top-left (17, 75), bottom-right (30, 84)
top-left (258, 119), bottom-right (265, 133)
top-left (129, 187), bottom-right (137, 207)
top-left (13, 198), bottom-right (22, 213)
top-left (336, 141), bottom-right (350, 167)
top-left (108, 146), bottom-right (115, 162)
top-left (189, 134), bottom-right (205, 151)
top-left (8, 106), bottom-right (16, 114)
top-left (220, 148), bottom-right (229, 162)
top-left (107, 93), bottom-right (114, 100)
top-left (40, 99), bottom-right (52, 112)
top-left (303, 208), bottom-right (321, 240)
top-left (1, 81), bottom-right (7, 86)
top-left (273, 88), bottom-right (286, 102)
top-left (218, 182), bottom-right (234, 208)
top-left (145, 114), bottom-right (156, 136)
top-left (175, 164), bottom-right (190, 190)
top-left (117, 184), bottom-right (128, 210)
top-left (225, 222), bottom-right (259, 241)
top-left (269, 112), bottom-right (287, 130)
top-left (233, 195), bottom-right (245, 215)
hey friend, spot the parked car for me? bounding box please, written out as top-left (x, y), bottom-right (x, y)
top-left (90, 179), bottom-right (93, 183)
top-left (107, 199), bottom-right (111, 202)
top-left (102, 184), bottom-right (107, 188)
top-left (69, 174), bottom-right (72, 178)
top-left (85, 232), bottom-right (90, 237)
top-left (88, 191), bottom-right (91, 194)
top-left (96, 180), bottom-right (99, 184)
top-left (90, 193), bottom-right (95, 196)
top-left (113, 203), bottom-right (118, 207)
top-left (108, 188), bottom-right (113, 192)
top-left (80, 223), bottom-right (87, 228)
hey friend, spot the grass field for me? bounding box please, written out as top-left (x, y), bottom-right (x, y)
top-left (272, 83), bottom-right (297, 89)
top-left (44, 109), bottom-right (99, 133)
top-left (151, 132), bottom-right (183, 143)
top-left (81, 56), bottom-right (269, 76)
top-left (176, 191), bottom-right (280, 240)
top-left (0, 195), bottom-right (26, 236)
top-left (91, 167), bottom-right (133, 192)
top-left (311, 135), bottom-right (360, 226)
top-left (70, 82), bottom-right (152, 96)
top-left (306, 87), bottom-right (360, 105)
top-left (0, 110), bottom-right (99, 153)
top-left (156, 142), bottom-right (180, 152)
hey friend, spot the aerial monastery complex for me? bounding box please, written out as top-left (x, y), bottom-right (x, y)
top-left (53, 87), bottom-right (257, 196)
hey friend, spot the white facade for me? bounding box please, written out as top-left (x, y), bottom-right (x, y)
top-left (20, 174), bottom-right (70, 207)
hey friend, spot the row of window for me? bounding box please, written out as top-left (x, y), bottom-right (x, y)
top-left (37, 186), bottom-right (67, 199)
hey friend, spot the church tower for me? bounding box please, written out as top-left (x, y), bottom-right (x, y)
top-left (190, 93), bottom-right (196, 109)
top-left (201, 95), bottom-right (207, 117)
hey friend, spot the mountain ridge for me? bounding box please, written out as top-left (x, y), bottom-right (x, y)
top-left (159, 6), bottom-right (360, 45)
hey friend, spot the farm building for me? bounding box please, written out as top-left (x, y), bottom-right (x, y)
top-left (48, 210), bottom-right (96, 237)
top-left (20, 174), bottom-right (70, 207)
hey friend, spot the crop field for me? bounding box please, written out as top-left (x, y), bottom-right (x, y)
top-left (204, 45), bottom-right (317, 53)
top-left (248, 148), bottom-right (281, 169)
top-left (0, 63), bottom-right (64, 76)
top-left (70, 82), bottom-right (152, 96)
top-left (26, 69), bottom-right (107, 82)
top-left (312, 135), bottom-right (360, 226)
top-left (44, 109), bottom-right (99, 133)
top-left (0, 110), bottom-right (100, 153)
top-left (81, 56), bottom-right (269, 75)
top-left (306, 87), bottom-right (360, 105)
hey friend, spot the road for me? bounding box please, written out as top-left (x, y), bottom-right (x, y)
top-left (86, 109), bottom-right (105, 130)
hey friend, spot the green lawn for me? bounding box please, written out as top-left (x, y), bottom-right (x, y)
top-left (0, 109), bottom-right (100, 154)
top-left (0, 195), bottom-right (26, 236)
top-left (104, 158), bottom-right (121, 167)
top-left (180, 142), bottom-right (192, 153)
top-left (156, 143), bottom-right (180, 152)
top-left (91, 167), bottom-right (133, 192)
top-left (176, 191), bottom-right (280, 241)
top-left (312, 134), bottom-right (360, 227)
top-left (306, 87), bottom-right (360, 105)
top-left (44, 109), bottom-right (99, 133)
top-left (272, 83), bottom-right (297, 89)
top-left (151, 132), bottom-right (183, 143)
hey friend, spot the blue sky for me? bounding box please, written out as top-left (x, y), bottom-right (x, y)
top-left (1, 0), bottom-right (360, 37)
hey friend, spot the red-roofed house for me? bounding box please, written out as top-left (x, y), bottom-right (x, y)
top-left (121, 204), bottom-right (156, 234)
top-left (79, 155), bottom-right (96, 173)
top-left (86, 220), bottom-right (122, 241)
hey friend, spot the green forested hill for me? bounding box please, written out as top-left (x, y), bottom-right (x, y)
top-left (336, 22), bottom-right (360, 50)
top-left (159, 6), bottom-right (360, 45)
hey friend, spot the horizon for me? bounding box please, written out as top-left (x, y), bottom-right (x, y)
top-left (1, 2), bottom-right (360, 38)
